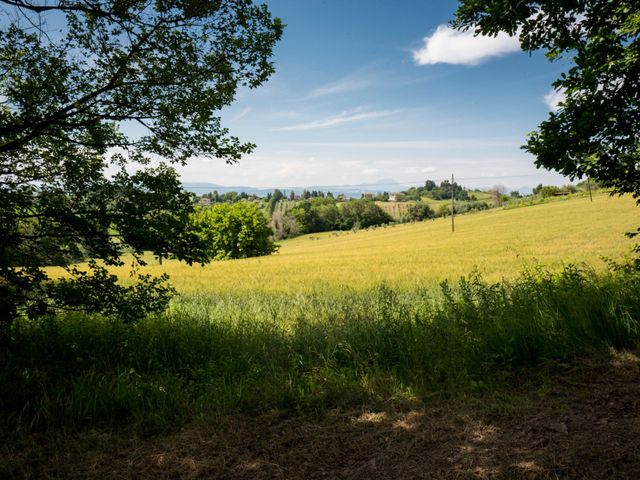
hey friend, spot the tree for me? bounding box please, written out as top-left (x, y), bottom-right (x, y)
top-left (189, 202), bottom-right (277, 260)
top-left (454, 0), bottom-right (640, 199)
top-left (0, 1), bottom-right (283, 327)
top-left (404, 202), bottom-right (435, 222)
top-left (291, 198), bottom-right (340, 234)
top-left (339, 199), bottom-right (392, 230)
top-left (267, 188), bottom-right (284, 214)
top-left (270, 210), bottom-right (300, 240)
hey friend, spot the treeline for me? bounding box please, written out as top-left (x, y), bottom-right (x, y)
top-left (270, 197), bottom-right (394, 238)
top-left (199, 190), bottom-right (260, 203)
top-left (533, 180), bottom-right (599, 198)
top-left (192, 179), bottom-right (600, 241)
top-left (397, 179), bottom-right (477, 202)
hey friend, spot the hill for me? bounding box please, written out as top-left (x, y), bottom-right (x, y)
top-left (106, 194), bottom-right (637, 294)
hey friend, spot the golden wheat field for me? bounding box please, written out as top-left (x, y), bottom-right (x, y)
top-left (57, 194), bottom-right (638, 294)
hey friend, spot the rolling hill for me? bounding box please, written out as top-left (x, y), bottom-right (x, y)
top-left (105, 193), bottom-right (638, 294)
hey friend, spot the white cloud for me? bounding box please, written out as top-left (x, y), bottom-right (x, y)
top-left (277, 108), bottom-right (398, 131)
top-left (544, 87), bottom-right (566, 112)
top-left (176, 151), bottom-right (570, 190)
top-left (413, 25), bottom-right (520, 66)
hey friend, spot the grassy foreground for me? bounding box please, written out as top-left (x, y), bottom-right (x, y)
top-left (4, 264), bottom-right (640, 435)
top-left (3, 194), bottom-right (638, 434)
top-left (78, 194), bottom-right (637, 294)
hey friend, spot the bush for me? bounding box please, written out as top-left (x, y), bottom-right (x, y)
top-left (339, 199), bottom-right (392, 229)
top-left (404, 202), bottom-right (435, 221)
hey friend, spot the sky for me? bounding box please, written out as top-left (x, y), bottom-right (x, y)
top-left (178, 0), bottom-right (571, 191)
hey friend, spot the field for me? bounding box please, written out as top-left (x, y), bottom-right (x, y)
top-left (86, 193), bottom-right (637, 294)
top-left (6, 194), bottom-right (640, 479)
top-left (375, 200), bottom-right (415, 219)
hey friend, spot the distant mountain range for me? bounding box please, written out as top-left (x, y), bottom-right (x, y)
top-left (182, 181), bottom-right (535, 198)
top-left (182, 179), bottom-right (413, 199)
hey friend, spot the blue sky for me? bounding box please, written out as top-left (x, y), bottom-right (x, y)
top-left (178, 0), bottom-right (570, 190)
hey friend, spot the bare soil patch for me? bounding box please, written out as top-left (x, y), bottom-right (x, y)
top-left (4, 350), bottom-right (640, 479)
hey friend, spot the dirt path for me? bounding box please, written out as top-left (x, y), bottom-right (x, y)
top-left (5, 351), bottom-right (640, 479)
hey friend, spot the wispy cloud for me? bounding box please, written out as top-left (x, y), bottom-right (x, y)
top-left (277, 108), bottom-right (399, 132)
top-left (295, 138), bottom-right (521, 149)
top-left (543, 87), bottom-right (566, 112)
top-left (230, 107), bottom-right (252, 122)
top-left (306, 77), bottom-right (372, 99)
top-left (413, 25), bottom-right (520, 66)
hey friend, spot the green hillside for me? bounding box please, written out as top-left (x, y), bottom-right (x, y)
top-left (100, 193), bottom-right (638, 294)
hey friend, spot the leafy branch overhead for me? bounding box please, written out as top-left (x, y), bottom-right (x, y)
top-left (454, 0), bottom-right (640, 199)
top-left (0, 0), bottom-right (283, 324)
top-left (0, 0), bottom-right (283, 162)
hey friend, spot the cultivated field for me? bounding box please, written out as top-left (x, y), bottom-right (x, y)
top-left (93, 194), bottom-right (637, 294)
top-left (375, 200), bottom-right (415, 219)
top-left (8, 193), bottom-right (640, 479)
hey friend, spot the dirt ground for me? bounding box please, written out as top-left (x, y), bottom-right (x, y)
top-left (4, 350), bottom-right (640, 479)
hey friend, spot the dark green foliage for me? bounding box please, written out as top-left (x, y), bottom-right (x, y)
top-left (438, 201), bottom-right (490, 217)
top-left (0, 1), bottom-right (283, 326)
top-left (290, 198), bottom-right (391, 234)
top-left (189, 202), bottom-right (277, 260)
top-left (339, 199), bottom-right (393, 229)
top-left (456, 201), bottom-right (490, 214)
top-left (2, 265), bottom-right (638, 431)
top-left (404, 202), bottom-right (435, 221)
top-left (533, 184), bottom-right (579, 197)
top-left (291, 198), bottom-right (340, 233)
top-left (454, 0), bottom-right (640, 200)
top-left (267, 189), bottom-right (285, 214)
top-left (400, 179), bottom-right (471, 201)
top-left (48, 262), bottom-right (176, 324)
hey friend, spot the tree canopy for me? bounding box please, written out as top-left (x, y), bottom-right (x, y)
top-left (454, 0), bottom-right (640, 199)
top-left (0, 0), bottom-right (283, 325)
top-left (189, 202), bottom-right (277, 260)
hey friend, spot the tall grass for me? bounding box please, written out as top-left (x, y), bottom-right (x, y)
top-left (3, 264), bottom-right (639, 433)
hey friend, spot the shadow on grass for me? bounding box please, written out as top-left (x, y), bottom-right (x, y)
top-left (4, 350), bottom-right (639, 480)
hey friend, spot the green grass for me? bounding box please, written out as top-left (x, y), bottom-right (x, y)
top-left (5, 194), bottom-right (638, 433)
top-left (4, 264), bottom-right (640, 433)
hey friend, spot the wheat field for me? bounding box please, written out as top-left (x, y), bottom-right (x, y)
top-left (80, 194), bottom-right (637, 294)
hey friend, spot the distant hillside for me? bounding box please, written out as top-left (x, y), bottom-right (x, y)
top-left (182, 179), bottom-right (412, 199)
top-left (113, 194), bottom-right (637, 294)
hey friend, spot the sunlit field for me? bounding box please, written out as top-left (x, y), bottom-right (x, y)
top-left (12, 192), bottom-right (640, 439)
top-left (72, 194), bottom-right (637, 295)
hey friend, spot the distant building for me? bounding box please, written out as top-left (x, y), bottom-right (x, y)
top-left (388, 193), bottom-right (400, 202)
top-left (336, 193), bottom-right (347, 202)
top-left (362, 192), bottom-right (373, 199)
top-left (198, 197), bottom-right (211, 206)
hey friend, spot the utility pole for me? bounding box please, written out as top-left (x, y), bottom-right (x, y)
top-left (587, 176), bottom-right (593, 202)
top-left (451, 173), bottom-right (455, 233)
